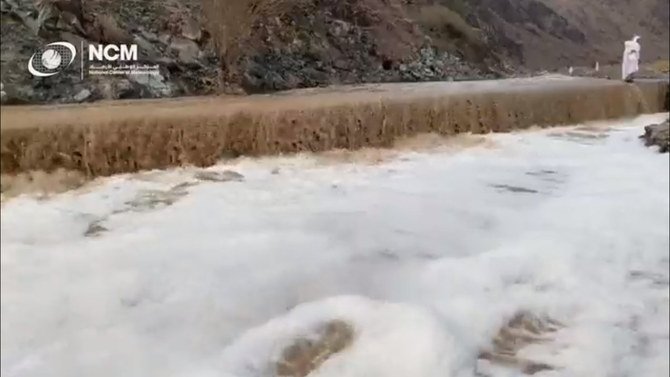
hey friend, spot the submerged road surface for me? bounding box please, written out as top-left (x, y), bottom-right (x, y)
top-left (1, 114), bottom-right (669, 377)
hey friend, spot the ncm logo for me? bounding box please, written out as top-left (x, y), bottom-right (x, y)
top-left (29, 42), bottom-right (139, 77)
top-left (28, 41), bottom-right (77, 77)
top-left (88, 44), bottom-right (137, 62)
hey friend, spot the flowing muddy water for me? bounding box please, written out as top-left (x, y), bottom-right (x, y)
top-left (1, 113), bottom-right (668, 377)
top-left (2, 76), bottom-right (666, 177)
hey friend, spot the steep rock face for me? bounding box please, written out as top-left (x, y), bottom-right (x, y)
top-left (469, 0), bottom-right (587, 66)
top-left (464, 0), bottom-right (669, 69)
top-left (405, 0), bottom-right (669, 70)
top-left (201, 0), bottom-right (668, 92)
top-left (538, 0), bottom-right (669, 65)
top-left (202, 0), bottom-right (499, 94)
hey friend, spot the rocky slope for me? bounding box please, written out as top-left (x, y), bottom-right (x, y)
top-left (440, 0), bottom-right (669, 69)
top-left (1, 0), bottom-right (219, 103)
top-left (201, 0), bottom-right (504, 94)
top-left (0, 0), bottom-right (668, 104)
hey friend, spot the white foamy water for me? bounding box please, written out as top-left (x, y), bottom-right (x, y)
top-left (1, 114), bottom-right (668, 377)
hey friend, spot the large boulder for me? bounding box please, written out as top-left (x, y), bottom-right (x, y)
top-left (640, 120), bottom-right (670, 153)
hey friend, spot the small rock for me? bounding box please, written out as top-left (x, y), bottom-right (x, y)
top-left (194, 170), bottom-right (244, 182)
top-left (170, 37), bottom-right (201, 64)
top-left (138, 28), bottom-right (159, 43)
top-left (181, 19), bottom-right (202, 41)
top-left (84, 220), bottom-right (108, 237)
top-left (73, 89), bottom-right (92, 103)
top-left (158, 34), bottom-right (172, 45)
top-left (276, 320), bottom-right (355, 377)
top-left (129, 73), bottom-right (172, 97)
top-left (133, 35), bottom-right (161, 60)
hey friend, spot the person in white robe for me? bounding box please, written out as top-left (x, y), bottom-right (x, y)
top-left (622, 35), bottom-right (641, 82)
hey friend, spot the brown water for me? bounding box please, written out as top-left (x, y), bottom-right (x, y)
top-left (1, 77), bottom-right (667, 177)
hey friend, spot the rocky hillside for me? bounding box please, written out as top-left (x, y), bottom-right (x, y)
top-left (467, 0), bottom-right (669, 68)
top-left (0, 0), bottom-right (667, 104)
top-left (201, 0), bottom-right (504, 94)
top-left (1, 0), bottom-right (219, 103)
